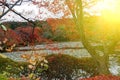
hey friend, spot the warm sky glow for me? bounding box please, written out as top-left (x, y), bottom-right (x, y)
top-left (98, 0), bottom-right (120, 32)
top-left (97, 0), bottom-right (120, 37)
top-left (100, 0), bottom-right (120, 23)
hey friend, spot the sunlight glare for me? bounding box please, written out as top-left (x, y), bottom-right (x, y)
top-left (100, 0), bottom-right (120, 22)
top-left (99, 0), bottom-right (120, 31)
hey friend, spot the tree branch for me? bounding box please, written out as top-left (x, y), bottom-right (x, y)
top-left (0, 0), bottom-right (36, 39)
top-left (0, 0), bottom-right (21, 19)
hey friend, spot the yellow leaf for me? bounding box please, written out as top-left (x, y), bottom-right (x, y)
top-left (28, 73), bottom-right (34, 79)
top-left (28, 65), bottom-right (33, 69)
top-left (0, 54), bottom-right (7, 58)
top-left (29, 59), bottom-right (36, 65)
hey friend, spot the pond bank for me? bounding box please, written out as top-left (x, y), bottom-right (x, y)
top-left (1, 42), bottom-right (120, 75)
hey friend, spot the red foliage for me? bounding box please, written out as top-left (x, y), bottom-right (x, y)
top-left (0, 28), bottom-right (22, 46)
top-left (80, 75), bottom-right (120, 80)
top-left (0, 28), bottom-right (5, 39)
top-left (47, 56), bottom-right (56, 62)
top-left (15, 27), bottom-right (43, 45)
top-left (0, 25), bottom-right (53, 48)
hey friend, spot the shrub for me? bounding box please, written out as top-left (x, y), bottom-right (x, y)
top-left (40, 21), bottom-right (69, 41)
top-left (0, 55), bottom-right (14, 72)
top-left (3, 22), bottom-right (28, 29)
top-left (0, 28), bottom-right (22, 52)
top-left (80, 75), bottom-right (120, 80)
top-left (52, 25), bottom-right (69, 41)
top-left (41, 22), bottom-right (53, 39)
top-left (0, 38), bottom-right (16, 52)
top-left (0, 54), bottom-right (98, 80)
top-left (41, 54), bottom-right (98, 80)
top-left (1, 20), bottom-right (76, 47)
top-left (0, 53), bottom-right (48, 80)
top-left (20, 53), bottom-right (48, 80)
top-left (15, 27), bottom-right (44, 45)
top-left (0, 55), bottom-right (28, 77)
top-left (47, 18), bottom-right (80, 41)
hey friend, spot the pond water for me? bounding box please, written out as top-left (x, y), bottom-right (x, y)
top-left (109, 54), bottom-right (120, 75)
top-left (2, 42), bottom-right (120, 76)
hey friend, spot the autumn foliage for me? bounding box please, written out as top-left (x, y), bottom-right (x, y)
top-left (0, 24), bottom-right (53, 52)
top-left (47, 18), bottom-right (80, 41)
top-left (0, 28), bottom-right (22, 52)
top-left (80, 75), bottom-right (120, 80)
top-left (0, 26), bottom-right (44, 47)
top-left (0, 28), bottom-right (21, 45)
top-left (15, 26), bottom-right (44, 45)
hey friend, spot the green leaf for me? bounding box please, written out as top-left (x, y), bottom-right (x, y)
top-left (43, 64), bottom-right (49, 70)
top-left (1, 25), bottom-right (7, 31)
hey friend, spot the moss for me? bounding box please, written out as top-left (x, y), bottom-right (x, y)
top-left (0, 74), bottom-right (8, 80)
top-left (0, 56), bottom-right (14, 72)
top-left (0, 55), bottom-right (28, 76)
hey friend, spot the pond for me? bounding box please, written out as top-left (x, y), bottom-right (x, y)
top-left (2, 42), bottom-right (120, 76)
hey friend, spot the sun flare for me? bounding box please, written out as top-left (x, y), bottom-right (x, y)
top-left (99, 0), bottom-right (120, 23)
top-left (92, 0), bottom-right (120, 37)
top-left (98, 0), bottom-right (120, 32)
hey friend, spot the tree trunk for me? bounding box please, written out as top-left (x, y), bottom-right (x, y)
top-left (98, 55), bottom-right (110, 75)
top-left (67, 0), bottom-right (110, 75)
top-left (98, 40), bottom-right (118, 74)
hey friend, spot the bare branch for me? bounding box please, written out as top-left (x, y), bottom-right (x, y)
top-left (0, 0), bottom-right (35, 26)
top-left (0, 0), bottom-right (21, 19)
top-left (0, 0), bottom-right (36, 36)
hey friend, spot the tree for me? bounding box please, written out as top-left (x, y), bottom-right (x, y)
top-left (0, 0), bottom-right (119, 75)
top-left (0, 0), bottom-right (37, 45)
top-left (66, 0), bottom-right (120, 75)
top-left (65, 0), bottom-right (110, 75)
top-left (46, 0), bottom-right (120, 75)
top-left (44, 0), bottom-right (111, 74)
top-left (0, 0), bottom-right (35, 26)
